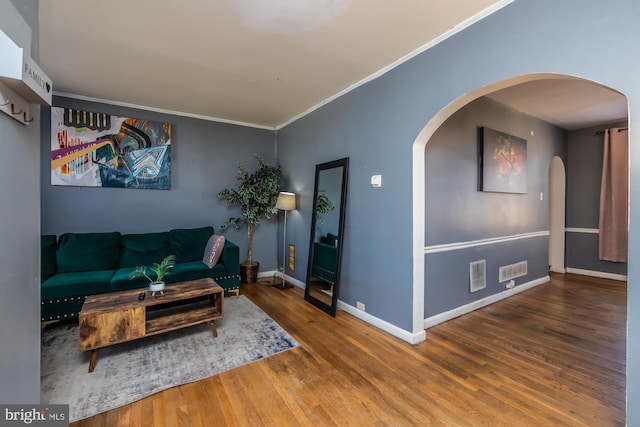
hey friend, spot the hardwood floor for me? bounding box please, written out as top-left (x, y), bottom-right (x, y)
top-left (72, 273), bottom-right (626, 426)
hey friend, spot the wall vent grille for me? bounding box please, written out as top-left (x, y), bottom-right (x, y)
top-left (499, 261), bottom-right (528, 283)
top-left (469, 260), bottom-right (486, 293)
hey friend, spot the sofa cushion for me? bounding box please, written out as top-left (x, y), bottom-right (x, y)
top-left (56, 232), bottom-right (121, 273)
top-left (118, 232), bottom-right (171, 268)
top-left (41, 270), bottom-right (114, 300)
top-left (169, 226), bottom-right (213, 263)
top-left (203, 234), bottom-right (225, 268)
top-left (312, 242), bottom-right (337, 284)
top-left (167, 261), bottom-right (225, 283)
top-left (110, 267), bottom-right (154, 291)
top-left (41, 235), bottom-right (57, 279)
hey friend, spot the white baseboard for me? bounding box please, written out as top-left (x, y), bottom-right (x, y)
top-left (257, 270), bottom-right (306, 289)
top-left (285, 274), bottom-right (305, 289)
top-left (257, 270), bottom-right (276, 279)
top-left (423, 276), bottom-right (550, 329)
top-left (338, 300), bottom-right (426, 344)
top-left (565, 268), bottom-right (627, 282)
top-left (264, 271), bottom-right (426, 344)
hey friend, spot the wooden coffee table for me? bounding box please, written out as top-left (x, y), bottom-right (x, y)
top-left (78, 278), bottom-right (224, 373)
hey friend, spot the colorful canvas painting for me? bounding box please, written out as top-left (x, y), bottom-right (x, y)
top-left (481, 127), bottom-right (527, 194)
top-left (51, 108), bottom-right (171, 189)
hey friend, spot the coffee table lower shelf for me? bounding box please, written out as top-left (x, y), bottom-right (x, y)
top-left (79, 279), bottom-right (224, 373)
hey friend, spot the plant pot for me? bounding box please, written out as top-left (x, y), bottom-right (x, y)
top-left (240, 261), bottom-right (260, 284)
top-left (149, 281), bottom-right (165, 296)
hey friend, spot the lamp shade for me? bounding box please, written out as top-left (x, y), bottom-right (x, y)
top-left (276, 192), bottom-right (296, 211)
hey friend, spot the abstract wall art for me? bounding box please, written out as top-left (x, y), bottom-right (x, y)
top-left (480, 127), bottom-right (527, 194)
top-left (51, 108), bottom-right (172, 189)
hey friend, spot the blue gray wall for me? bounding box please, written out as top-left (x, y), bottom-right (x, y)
top-left (41, 96), bottom-right (279, 270)
top-left (277, 0), bottom-right (640, 421)
top-left (0, 0), bottom-right (41, 404)
top-left (424, 97), bottom-right (565, 316)
top-left (426, 238), bottom-right (549, 315)
top-left (566, 121), bottom-right (628, 276)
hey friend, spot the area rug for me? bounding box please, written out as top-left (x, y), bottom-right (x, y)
top-left (40, 295), bottom-right (299, 422)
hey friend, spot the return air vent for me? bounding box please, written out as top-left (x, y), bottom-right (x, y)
top-left (499, 261), bottom-right (528, 283)
top-left (469, 260), bottom-right (486, 293)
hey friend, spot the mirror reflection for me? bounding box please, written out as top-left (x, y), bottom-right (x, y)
top-left (305, 158), bottom-right (349, 316)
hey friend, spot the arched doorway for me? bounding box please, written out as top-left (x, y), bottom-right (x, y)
top-left (412, 73), bottom-right (627, 338)
top-left (549, 156), bottom-right (566, 273)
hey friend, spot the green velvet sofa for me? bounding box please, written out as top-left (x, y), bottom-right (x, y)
top-left (40, 226), bottom-right (240, 321)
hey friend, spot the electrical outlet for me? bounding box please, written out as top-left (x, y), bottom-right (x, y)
top-left (506, 280), bottom-right (515, 289)
top-left (356, 301), bottom-right (365, 311)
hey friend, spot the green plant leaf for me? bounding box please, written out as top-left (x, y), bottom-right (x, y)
top-left (217, 155), bottom-right (282, 263)
top-left (130, 255), bottom-right (175, 284)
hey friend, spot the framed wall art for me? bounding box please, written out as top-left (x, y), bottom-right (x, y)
top-left (51, 107), bottom-right (172, 189)
top-left (480, 127), bottom-right (527, 194)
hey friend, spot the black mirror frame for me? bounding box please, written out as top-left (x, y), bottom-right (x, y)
top-left (304, 157), bottom-right (349, 317)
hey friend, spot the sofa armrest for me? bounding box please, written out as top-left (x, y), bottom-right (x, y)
top-left (219, 239), bottom-right (240, 276)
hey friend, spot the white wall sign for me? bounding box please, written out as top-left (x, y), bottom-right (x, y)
top-left (0, 29), bottom-right (52, 105)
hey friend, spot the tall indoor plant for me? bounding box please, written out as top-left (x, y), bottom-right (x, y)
top-left (217, 155), bottom-right (281, 283)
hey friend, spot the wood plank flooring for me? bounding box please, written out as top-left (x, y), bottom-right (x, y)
top-left (72, 273), bottom-right (626, 426)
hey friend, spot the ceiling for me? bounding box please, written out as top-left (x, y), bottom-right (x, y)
top-left (39, 0), bottom-right (628, 130)
top-left (487, 78), bottom-right (628, 131)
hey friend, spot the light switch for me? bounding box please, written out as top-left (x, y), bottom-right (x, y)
top-left (371, 174), bottom-right (382, 187)
top-left (540, 192), bottom-right (544, 200)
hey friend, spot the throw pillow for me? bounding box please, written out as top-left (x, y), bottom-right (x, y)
top-left (203, 234), bottom-right (225, 268)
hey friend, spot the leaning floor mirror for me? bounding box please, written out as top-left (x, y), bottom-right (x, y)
top-left (304, 157), bottom-right (349, 317)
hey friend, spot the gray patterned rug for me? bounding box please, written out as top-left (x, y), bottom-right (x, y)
top-left (40, 295), bottom-right (299, 422)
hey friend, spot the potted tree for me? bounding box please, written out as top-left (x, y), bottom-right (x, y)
top-left (218, 155), bottom-right (281, 283)
top-left (129, 254), bottom-right (176, 296)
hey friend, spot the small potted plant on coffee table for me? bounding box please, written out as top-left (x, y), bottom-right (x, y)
top-left (129, 254), bottom-right (176, 296)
